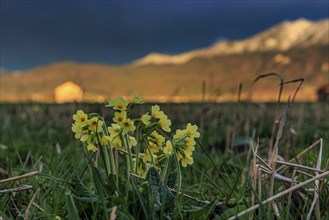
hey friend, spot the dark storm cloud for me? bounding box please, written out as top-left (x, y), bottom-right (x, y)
top-left (0, 0), bottom-right (328, 71)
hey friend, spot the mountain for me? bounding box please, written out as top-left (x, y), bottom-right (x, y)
top-left (134, 18), bottom-right (329, 65)
top-left (1, 18), bottom-right (328, 102)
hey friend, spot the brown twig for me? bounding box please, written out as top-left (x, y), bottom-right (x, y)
top-left (307, 138), bottom-right (323, 220)
top-left (0, 171), bottom-right (39, 184)
top-left (0, 185), bottom-right (33, 194)
top-left (276, 140), bottom-right (321, 173)
top-left (24, 188), bottom-right (40, 220)
top-left (276, 161), bottom-right (325, 173)
top-left (33, 202), bottom-right (44, 212)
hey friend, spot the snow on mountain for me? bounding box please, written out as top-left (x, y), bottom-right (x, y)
top-left (134, 18), bottom-right (329, 65)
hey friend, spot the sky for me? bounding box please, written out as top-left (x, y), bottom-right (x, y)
top-left (1, 0), bottom-right (328, 71)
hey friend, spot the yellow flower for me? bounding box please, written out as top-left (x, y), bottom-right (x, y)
top-left (163, 141), bottom-right (173, 155)
top-left (186, 123), bottom-right (200, 138)
top-left (142, 150), bottom-right (157, 163)
top-left (122, 118), bottom-right (136, 133)
top-left (141, 113), bottom-right (151, 125)
top-left (173, 129), bottom-right (188, 142)
top-left (181, 155), bottom-right (193, 167)
top-left (137, 163), bottom-right (148, 179)
top-left (113, 111), bottom-right (127, 125)
top-left (71, 123), bottom-right (83, 139)
top-left (151, 105), bottom-right (165, 119)
top-left (182, 146), bottom-right (193, 158)
top-left (80, 132), bottom-right (92, 143)
top-left (86, 143), bottom-right (97, 152)
top-left (132, 94), bottom-right (144, 104)
top-left (158, 117), bottom-right (171, 132)
top-left (106, 96), bottom-right (129, 111)
top-left (72, 110), bottom-right (88, 125)
top-left (148, 131), bottom-right (165, 152)
top-left (88, 117), bottom-right (104, 132)
top-left (109, 135), bottom-right (122, 149)
top-left (101, 135), bottom-right (110, 145)
top-left (149, 142), bottom-right (160, 153)
top-left (147, 132), bottom-right (164, 153)
top-left (185, 137), bottom-right (196, 147)
top-left (108, 123), bottom-right (121, 136)
top-left (55, 216), bottom-right (62, 220)
top-left (128, 135), bottom-right (137, 147)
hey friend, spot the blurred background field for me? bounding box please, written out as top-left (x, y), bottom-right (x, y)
top-left (1, 102), bottom-right (328, 156)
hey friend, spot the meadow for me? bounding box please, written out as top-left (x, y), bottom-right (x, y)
top-left (0, 101), bottom-right (328, 219)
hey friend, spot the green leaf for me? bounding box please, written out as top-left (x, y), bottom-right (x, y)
top-left (69, 172), bottom-right (90, 196)
top-left (92, 167), bottom-right (110, 219)
top-left (182, 205), bottom-right (205, 213)
top-left (148, 167), bottom-right (162, 211)
top-left (147, 167), bottom-right (176, 213)
top-left (68, 171), bottom-right (98, 203)
top-left (167, 170), bottom-right (177, 189)
top-left (65, 193), bottom-right (80, 220)
top-left (107, 174), bottom-right (117, 193)
top-left (92, 167), bottom-right (108, 197)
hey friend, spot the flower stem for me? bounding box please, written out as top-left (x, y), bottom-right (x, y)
top-left (173, 150), bottom-right (182, 193)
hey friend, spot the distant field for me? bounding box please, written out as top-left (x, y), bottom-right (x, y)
top-left (0, 102), bottom-right (328, 219)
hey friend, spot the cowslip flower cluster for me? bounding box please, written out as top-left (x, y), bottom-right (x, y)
top-left (71, 110), bottom-right (108, 152)
top-left (164, 123), bottom-right (200, 167)
top-left (72, 95), bottom-right (200, 179)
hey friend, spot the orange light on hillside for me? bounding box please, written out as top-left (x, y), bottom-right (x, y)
top-left (54, 81), bottom-right (83, 103)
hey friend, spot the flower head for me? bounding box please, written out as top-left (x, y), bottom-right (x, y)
top-left (128, 135), bottom-right (137, 147)
top-left (113, 111), bottom-right (127, 125)
top-left (158, 117), bottom-right (171, 132)
top-left (122, 118), bottom-right (136, 133)
top-left (163, 140), bottom-right (173, 155)
top-left (73, 110), bottom-right (88, 125)
top-left (106, 96), bottom-right (129, 111)
top-left (141, 113), bottom-right (151, 126)
top-left (108, 123), bottom-right (121, 136)
top-left (71, 123), bottom-right (83, 139)
top-left (88, 117), bottom-right (104, 132)
top-left (186, 123), bottom-right (200, 138)
top-left (132, 94), bottom-right (144, 104)
top-left (87, 143), bottom-right (97, 152)
top-left (151, 105), bottom-right (165, 119)
top-left (181, 155), bottom-right (193, 167)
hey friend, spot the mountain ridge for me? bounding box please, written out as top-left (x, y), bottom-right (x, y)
top-left (134, 18), bottom-right (329, 65)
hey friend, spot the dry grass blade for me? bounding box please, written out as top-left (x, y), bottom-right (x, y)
top-left (287, 169), bottom-right (297, 214)
top-left (228, 170), bottom-right (329, 220)
top-left (32, 202), bottom-right (44, 212)
top-left (257, 169), bottom-right (262, 202)
top-left (110, 206), bottom-right (117, 220)
top-left (283, 78), bottom-right (304, 104)
top-left (306, 138), bottom-right (323, 220)
top-left (256, 154), bottom-right (272, 171)
top-left (276, 139), bottom-right (321, 174)
top-left (0, 171), bottom-right (39, 184)
top-left (276, 161), bottom-right (325, 173)
top-left (0, 185), bottom-right (33, 194)
top-left (252, 72), bottom-right (284, 104)
top-left (250, 142), bottom-right (259, 219)
top-left (24, 188), bottom-right (40, 220)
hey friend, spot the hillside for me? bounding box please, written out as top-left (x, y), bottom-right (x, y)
top-left (1, 46), bottom-right (328, 102)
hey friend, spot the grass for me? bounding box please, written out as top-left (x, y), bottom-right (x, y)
top-left (0, 101), bottom-right (328, 219)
